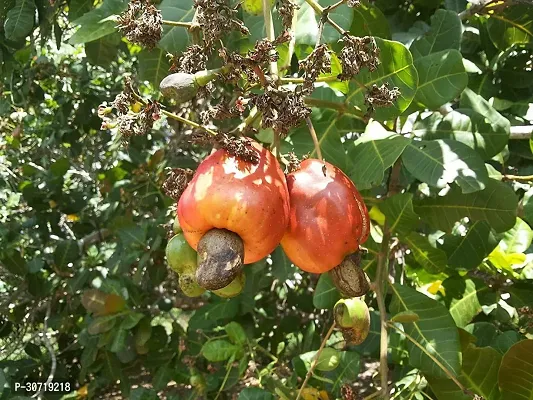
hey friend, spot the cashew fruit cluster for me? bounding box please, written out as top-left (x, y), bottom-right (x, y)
top-left (165, 139), bottom-right (371, 332)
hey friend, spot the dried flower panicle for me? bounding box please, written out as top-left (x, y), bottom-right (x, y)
top-left (299, 44), bottom-right (332, 92)
top-left (201, 101), bottom-right (243, 124)
top-left (253, 87), bottom-right (311, 136)
top-left (189, 131), bottom-right (260, 164)
top-left (118, 0), bottom-right (162, 50)
top-left (248, 39), bottom-right (279, 65)
top-left (337, 35), bottom-right (380, 81)
top-left (277, 0), bottom-right (299, 32)
top-left (170, 45), bottom-right (208, 74)
top-left (163, 168), bottom-right (195, 201)
top-left (347, 0), bottom-right (361, 7)
top-left (287, 152), bottom-right (301, 173)
top-left (195, 0), bottom-right (249, 49)
top-left (364, 83), bottom-right (401, 117)
top-left (341, 385), bottom-right (356, 400)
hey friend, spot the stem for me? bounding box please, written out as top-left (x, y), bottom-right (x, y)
top-left (189, 10), bottom-right (202, 45)
top-left (263, 0), bottom-right (278, 76)
top-left (327, 0), bottom-right (346, 12)
top-left (162, 20), bottom-right (193, 28)
top-left (280, 75), bottom-right (339, 84)
top-left (295, 322), bottom-right (336, 400)
top-left (132, 92), bottom-right (218, 136)
top-left (306, 117), bottom-right (323, 161)
top-left (386, 322), bottom-right (467, 393)
top-left (458, 0), bottom-right (497, 20)
top-left (255, 343), bottom-right (279, 362)
top-left (503, 174), bottom-right (533, 181)
top-left (304, 0), bottom-right (324, 14)
top-left (214, 356), bottom-right (235, 400)
top-left (326, 15), bottom-right (347, 35)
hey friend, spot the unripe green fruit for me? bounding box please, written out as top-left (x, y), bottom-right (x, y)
top-left (334, 298), bottom-right (370, 345)
top-left (212, 271), bottom-right (246, 298)
top-left (166, 233), bottom-right (197, 274)
top-left (173, 216), bottom-right (182, 234)
top-left (242, 0), bottom-right (275, 16)
top-left (190, 373), bottom-right (206, 389)
top-left (159, 69), bottom-right (224, 104)
top-left (315, 347), bottom-right (341, 372)
top-left (179, 273), bottom-right (206, 297)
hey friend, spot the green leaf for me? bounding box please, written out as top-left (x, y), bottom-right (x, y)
top-left (130, 387), bottom-right (158, 400)
top-left (499, 217), bottom-right (533, 254)
top-left (410, 9), bottom-right (462, 59)
top-left (350, 0), bottom-right (391, 39)
top-left (158, 0), bottom-right (193, 53)
top-left (487, 5), bottom-right (533, 51)
top-left (459, 88), bottom-right (511, 141)
top-left (0, 251), bottom-right (27, 276)
top-left (380, 193), bottom-right (420, 237)
top-left (429, 344), bottom-right (502, 400)
top-left (345, 38), bottom-right (418, 121)
top-left (465, 322), bottom-right (498, 347)
top-left (492, 331), bottom-right (522, 355)
top-left (270, 246), bottom-right (295, 282)
top-left (85, 33), bottom-right (121, 67)
top-left (238, 388), bottom-right (274, 400)
top-left (110, 328), bottom-right (127, 352)
top-left (3, 0), bottom-right (36, 41)
top-left (50, 157), bottom-right (70, 176)
top-left (499, 339), bottom-right (533, 399)
top-left (188, 300), bottom-right (240, 331)
top-left (225, 322), bottom-right (247, 345)
top-left (69, 0), bottom-right (128, 44)
top-left (54, 239), bottom-right (80, 268)
top-left (404, 232), bottom-right (448, 274)
top-left (390, 283), bottom-right (461, 378)
top-left (153, 365), bottom-right (173, 391)
top-left (68, 0), bottom-right (93, 21)
top-left (347, 121), bottom-right (410, 190)
top-left (138, 48), bottom-right (171, 87)
top-left (313, 274), bottom-right (341, 310)
top-left (391, 311), bottom-right (420, 323)
top-left (415, 179), bottom-right (518, 233)
top-left (439, 277), bottom-right (495, 328)
top-left (284, 110), bottom-right (348, 171)
top-left (201, 339), bottom-right (240, 362)
top-left (120, 312), bottom-right (145, 330)
top-left (88, 315), bottom-right (119, 335)
top-left (508, 282), bottom-right (533, 308)
top-left (413, 109), bottom-right (509, 160)
top-left (412, 49), bottom-right (468, 110)
top-left (440, 221), bottom-right (499, 270)
top-left (402, 139), bottom-right (488, 194)
top-left (295, 0), bottom-right (353, 45)
top-left (324, 351), bottom-right (361, 395)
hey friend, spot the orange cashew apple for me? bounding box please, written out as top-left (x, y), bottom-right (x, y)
top-left (281, 159), bottom-right (370, 274)
top-left (178, 140), bottom-right (290, 290)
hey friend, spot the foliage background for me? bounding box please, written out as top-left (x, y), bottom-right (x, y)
top-left (1, 0), bottom-right (533, 399)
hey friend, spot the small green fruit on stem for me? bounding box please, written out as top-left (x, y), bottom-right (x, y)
top-left (212, 271), bottom-right (246, 298)
top-left (196, 228), bottom-right (245, 290)
top-left (159, 67), bottom-right (227, 104)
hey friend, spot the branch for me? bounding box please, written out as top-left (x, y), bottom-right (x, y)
top-left (503, 174), bottom-right (533, 182)
top-left (162, 20), bottom-right (193, 28)
top-left (304, 0), bottom-right (347, 36)
top-left (458, 0), bottom-right (498, 20)
top-left (306, 117), bottom-right (323, 160)
top-left (78, 229), bottom-right (111, 251)
top-left (295, 322), bottom-right (336, 400)
top-left (33, 300), bottom-right (56, 400)
top-left (263, 0), bottom-right (278, 77)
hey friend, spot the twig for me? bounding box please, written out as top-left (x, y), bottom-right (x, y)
top-left (306, 117), bottom-right (323, 161)
top-left (295, 322), bottom-right (337, 400)
top-left (162, 20), bottom-right (193, 28)
top-left (132, 92), bottom-right (218, 135)
top-left (189, 9), bottom-right (202, 45)
top-left (78, 229), bottom-right (111, 251)
top-left (280, 75), bottom-right (339, 84)
top-left (327, 0), bottom-right (346, 12)
top-left (503, 174), bottom-right (533, 181)
top-left (263, 0), bottom-right (278, 77)
top-left (386, 322), bottom-right (468, 393)
top-left (33, 300), bottom-right (56, 400)
top-left (304, 0), bottom-right (347, 36)
top-left (458, 0), bottom-right (498, 20)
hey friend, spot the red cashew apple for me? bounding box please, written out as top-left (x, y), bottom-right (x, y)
top-left (178, 140), bottom-right (290, 290)
top-left (281, 159), bottom-right (370, 274)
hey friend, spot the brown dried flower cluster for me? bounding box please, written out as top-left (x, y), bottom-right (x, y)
top-left (190, 131), bottom-right (260, 164)
top-left (347, 0), bottom-right (361, 7)
top-left (299, 44), bottom-right (332, 92)
top-left (201, 101), bottom-right (243, 123)
top-left (337, 35), bottom-right (380, 81)
top-left (162, 168), bottom-right (195, 201)
top-left (170, 45), bottom-right (208, 74)
top-left (99, 78), bottom-right (161, 138)
top-left (364, 83), bottom-right (401, 116)
top-left (117, 0), bottom-right (162, 50)
top-left (277, 0), bottom-right (299, 32)
top-left (195, 0), bottom-right (249, 49)
top-left (252, 87), bottom-right (311, 136)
